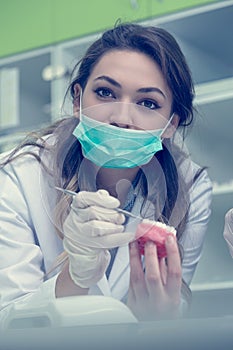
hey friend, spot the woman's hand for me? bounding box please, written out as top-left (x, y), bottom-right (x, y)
top-left (127, 234), bottom-right (182, 321)
top-left (62, 189), bottom-right (135, 289)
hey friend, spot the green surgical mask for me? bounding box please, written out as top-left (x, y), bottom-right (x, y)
top-left (73, 96), bottom-right (174, 168)
top-left (73, 113), bottom-right (172, 169)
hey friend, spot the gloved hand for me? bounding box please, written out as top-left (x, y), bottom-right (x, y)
top-left (63, 189), bottom-right (135, 288)
top-left (223, 208), bottom-right (233, 257)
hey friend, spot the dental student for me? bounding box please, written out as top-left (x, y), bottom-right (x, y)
top-left (0, 22), bottom-right (212, 323)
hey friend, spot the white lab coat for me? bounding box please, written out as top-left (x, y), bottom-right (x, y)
top-left (0, 146), bottom-right (212, 326)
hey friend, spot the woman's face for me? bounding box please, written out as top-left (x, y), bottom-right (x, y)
top-left (76, 50), bottom-right (177, 131)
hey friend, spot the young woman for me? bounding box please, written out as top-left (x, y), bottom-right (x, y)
top-left (0, 23), bottom-right (212, 323)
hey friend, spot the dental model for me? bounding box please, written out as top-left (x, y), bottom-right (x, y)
top-left (136, 219), bottom-right (177, 259)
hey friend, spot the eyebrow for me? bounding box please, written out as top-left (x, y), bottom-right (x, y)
top-left (94, 75), bottom-right (166, 99)
top-left (94, 76), bottom-right (121, 88)
top-left (137, 87), bottom-right (166, 99)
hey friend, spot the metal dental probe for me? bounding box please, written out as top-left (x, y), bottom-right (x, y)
top-left (55, 186), bottom-right (143, 220)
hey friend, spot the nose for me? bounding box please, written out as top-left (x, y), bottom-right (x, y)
top-left (109, 102), bottom-right (135, 129)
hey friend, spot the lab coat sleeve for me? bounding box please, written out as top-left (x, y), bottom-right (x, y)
top-left (0, 275), bottom-right (58, 329)
top-left (180, 168), bottom-right (213, 286)
top-left (0, 162), bottom-right (58, 327)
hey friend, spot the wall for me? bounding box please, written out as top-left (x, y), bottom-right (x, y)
top-left (0, 0), bottom-right (219, 58)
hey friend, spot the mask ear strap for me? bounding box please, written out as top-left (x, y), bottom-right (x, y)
top-left (79, 89), bottom-right (83, 121)
top-left (160, 113), bottom-right (175, 137)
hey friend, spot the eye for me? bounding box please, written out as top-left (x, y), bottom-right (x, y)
top-left (138, 99), bottom-right (160, 110)
top-left (94, 87), bottom-right (115, 99)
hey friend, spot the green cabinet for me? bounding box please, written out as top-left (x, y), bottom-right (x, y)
top-left (0, 0), bottom-right (219, 58)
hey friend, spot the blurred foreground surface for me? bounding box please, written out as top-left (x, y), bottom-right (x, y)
top-left (1, 288), bottom-right (233, 350)
top-left (1, 315), bottom-right (233, 350)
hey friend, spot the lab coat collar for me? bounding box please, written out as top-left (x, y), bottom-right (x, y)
top-left (108, 244), bottom-right (130, 298)
top-left (90, 245), bottom-right (130, 300)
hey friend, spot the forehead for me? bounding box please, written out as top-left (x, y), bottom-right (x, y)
top-left (89, 50), bottom-right (170, 92)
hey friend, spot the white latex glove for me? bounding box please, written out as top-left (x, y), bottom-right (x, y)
top-left (223, 208), bottom-right (233, 257)
top-left (63, 189), bottom-right (135, 288)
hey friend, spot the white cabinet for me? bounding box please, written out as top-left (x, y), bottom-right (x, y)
top-left (0, 47), bottom-right (52, 151)
top-left (157, 3), bottom-right (233, 292)
top-left (186, 93), bottom-right (233, 292)
top-left (143, 1), bottom-right (233, 293)
top-left (50, 34), bottom-right (99, 121)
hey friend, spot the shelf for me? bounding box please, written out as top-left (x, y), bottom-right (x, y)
top-left (195, 77), bottom-right (233, 105)
top-left (185, 97), bottom-right (233, 184)
top-left (191, 281), bottom-right (233, 292)
top-left (190, 192), bottom-right (233, 289)
top-left (212, 180), bottom-right (233, 195)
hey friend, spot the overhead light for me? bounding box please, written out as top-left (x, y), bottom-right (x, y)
top-left (42, 65), bottom-right (68, 81)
